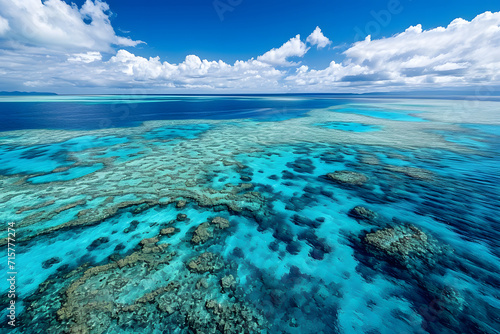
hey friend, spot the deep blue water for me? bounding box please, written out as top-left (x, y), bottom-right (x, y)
top-left (0, 95), bottom-right (357, 131)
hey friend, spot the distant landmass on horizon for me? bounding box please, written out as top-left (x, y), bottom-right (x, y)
top-left (0, 91), bottom-right (58, 96)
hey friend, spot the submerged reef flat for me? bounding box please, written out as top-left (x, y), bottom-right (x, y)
top-left (0, 98), bottom-right (500, 333)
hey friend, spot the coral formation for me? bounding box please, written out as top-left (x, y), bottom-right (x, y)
top-left (2, 99), bottom-right (499, 333)
top-left (326, 170), bottom-right (368, 185)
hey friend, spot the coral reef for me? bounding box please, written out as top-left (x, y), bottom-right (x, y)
top-left (2, 99), bottom-right (499, 333)
top-left (191, 222), bottom-right (213, 244)
top-left (348, 206), bottom-right (378, 222)
top-left (20, 214), bottom-right (266, 334)
top-left (363, 224), bottom-right (443, 267)
top-left (385, 166), bottom-right (434, 181)
top-left (326, 170), bottom-right (368, 185)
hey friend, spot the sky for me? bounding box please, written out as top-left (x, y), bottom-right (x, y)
top-left (0, 0), bottom-right (499, 94)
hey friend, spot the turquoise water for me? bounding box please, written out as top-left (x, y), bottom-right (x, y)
top-left (27, 164), bottom-right (104, 184)
top-left (334, 106), bottom-right (427, 122)
top-left (314, 122), bottom-right (381, 132)
top-left (0, 96), bottom-right (499, 333)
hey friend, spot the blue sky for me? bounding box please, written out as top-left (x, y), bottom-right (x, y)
top-left (87, 0), bottom-right (500, 65)
top-left (0, 0), bottom-right (499, 93)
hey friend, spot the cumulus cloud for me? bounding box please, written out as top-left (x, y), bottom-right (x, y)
top-left (68, 51), bottom-right (102, 63)
top-left (100, 50), bottom-right (284, 90)
top-left (0, 6), bottom-right (499, 93)
top-left (288, 11), bottom-right (500, 91)
top-left (257, 35), bottom-right (309, 66)
top-left (306, 26), bottom-right (331, 49)
top-left (0, 0), bottom-right (141, 52)
top-left (347, 12), bottom-right (500, 81)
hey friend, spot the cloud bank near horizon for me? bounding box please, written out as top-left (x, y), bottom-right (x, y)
top-left (0, 0), bottom-right (499, 93)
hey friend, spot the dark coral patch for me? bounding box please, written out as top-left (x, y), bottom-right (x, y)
top-left (87, 237), bottom-right (110, 251)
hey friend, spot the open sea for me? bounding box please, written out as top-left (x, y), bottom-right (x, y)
top-left (0, 95), bottom-right (499, 333)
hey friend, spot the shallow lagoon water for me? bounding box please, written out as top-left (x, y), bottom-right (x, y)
top-left (314, 122), bottom-right (381, 132)
top-left (0, 96), bottom-right (499, 333)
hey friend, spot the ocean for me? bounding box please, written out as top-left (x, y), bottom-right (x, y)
top-left (0, 95), bottom-right (499, 333)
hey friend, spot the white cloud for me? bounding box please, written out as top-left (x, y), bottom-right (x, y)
top-left (0, 8), bottom-right (499, 93)
top-left (23, 80), bottom-right (45, 87)
top-left (344, 12), bottom-right (500, 81)
top-left (105, 50), bottom-right (283, 89)
top-left (306, 26), bottom-right (331, 49)
top-left (68, 51), bottom-right (102, 63)
top-left (433, 62), bottom-right (469, 71)
top-left (287, 11), bottom-right (500, 91)
top-left (0, 0), bottom-right (141, 52)
top-left (257, 34), bottom-right (309, 66)
top-left (0, 15), bottom-right (9, 36)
